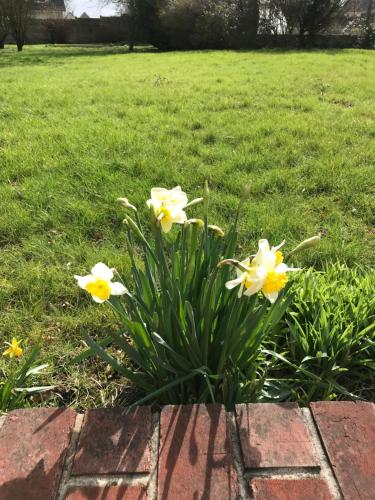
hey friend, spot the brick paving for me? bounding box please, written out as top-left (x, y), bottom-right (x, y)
top-left (0, 402), bottom-right (373, 499)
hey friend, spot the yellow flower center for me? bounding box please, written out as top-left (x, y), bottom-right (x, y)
top-left (160, 205), bottom-right (171, 219)
top-left (262, 271), bottom-right (288, 294)
top-left (275, 250), bottom-right (283, 266)
top-left (85, 278), bottom-right (111, 301)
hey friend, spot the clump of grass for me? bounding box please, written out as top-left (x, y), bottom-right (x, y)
top-left (265, 264), bottom-right (375, 403)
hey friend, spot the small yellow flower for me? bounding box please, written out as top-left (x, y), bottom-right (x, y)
top-left (3, 338), bottom-right (23, 358)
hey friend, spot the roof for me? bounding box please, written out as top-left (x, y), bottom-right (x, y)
top-left (32, 0), bottom-right (66, 12)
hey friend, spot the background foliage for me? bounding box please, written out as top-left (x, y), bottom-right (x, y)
top-left (114, 0), bottom-right (374, 49)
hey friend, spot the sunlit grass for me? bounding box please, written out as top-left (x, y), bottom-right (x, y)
top-left (0, 45), bottom-right (374, 407)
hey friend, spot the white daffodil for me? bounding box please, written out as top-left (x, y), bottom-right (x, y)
top-left (225, 239), bottom-right (300, 303)
top-left (147, 186), bottom-right (188, 233)
top-left (75, 263), bottom-right (128, 303)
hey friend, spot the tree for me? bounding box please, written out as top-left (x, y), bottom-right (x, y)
top-left (269, 0), bottom-right (348, 44)
top-left (236, 0), bottom-right (259, 45)
top-left (102, 0), bottom-right (168, 49)
top-left (301, 0), bottom-right (348, 40)
top-left (0, 0), bottom-right (9, 49)
top-left (104, 0), bottom-right (260, 49)
top-left (0, 0), bottom-right (33, 52)
top-left (363, 0), bottom-right (375, 47)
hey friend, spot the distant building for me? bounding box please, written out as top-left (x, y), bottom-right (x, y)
top-left (80, 12), bottom-right (90, 19)
top-left (32, 0), bottom-right (66, 20)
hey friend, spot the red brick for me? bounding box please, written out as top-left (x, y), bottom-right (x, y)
top-left (66, 485), bottom-right (147, 499)
top-left (0, 408), bottom-right (76, 500)
top-left (236, 403), bottom-right (318, 468)
top-left (311, 401), bottom-right (375, 499)
top-left (250, 478), bottom-right (333, 499)
top-left (72, 407), bottom-right (152, 475)
top-left (158, 404), bottom-right (238, 499)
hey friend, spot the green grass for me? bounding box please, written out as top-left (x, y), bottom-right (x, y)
top-left (0, 45), bottom-right (374, 408)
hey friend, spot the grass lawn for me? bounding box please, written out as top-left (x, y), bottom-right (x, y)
top-left (0, 45), bottom-right (374, 408)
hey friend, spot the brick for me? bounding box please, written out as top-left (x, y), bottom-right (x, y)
top-left (158, 404), bottom-right (238, 499)
top-left (72, 407), bottom-right (152, 475)
top-left (311, 401), bottom-right (375, 499)
top-left (0, 408), bottom-right (76, 500)
top-left (66, 485), bottom-right (147, 499)
top-left (250, 478), bottom-right (333, 499)
top-left (236, 403), bottom-right (318, 468)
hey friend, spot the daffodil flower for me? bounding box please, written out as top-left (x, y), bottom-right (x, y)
top-left (225, 239), bottom-right (300, 303)
top-left (147, 186), bottom-right (188, 233)
top-left (3, 338), bottom-right (23, 358)
top-left (75, 263), bottom-right (128, 303)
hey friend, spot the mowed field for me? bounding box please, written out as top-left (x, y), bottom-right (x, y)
top-left (0, 46), bottom-right (374, 407)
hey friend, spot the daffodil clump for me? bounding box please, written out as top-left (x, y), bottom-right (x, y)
top-left (76, 184), bottom-right (320, 408)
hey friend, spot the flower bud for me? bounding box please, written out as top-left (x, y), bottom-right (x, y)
top-left (126, 216), bottom-right (147, 242)
top-left (185, 218), bottom-right (204, 228)
top-left (208, 225), bottom-right (224, 237)
top-left (289, 235), bottom-right (321, 255)
top-left (185, 197), bottom-right (204, 208)
top-left (218, 259), bottom-right (249, 272)
top-left (203, 180), bottom-right (210, 215)
top-left (117, 198), bottom-right (137, 212)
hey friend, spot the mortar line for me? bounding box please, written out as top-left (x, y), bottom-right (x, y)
top-left (57, 412), bottom-right (84, 500)
top-left (228, 411), bottom-right (251, 500)
top-left (147, 411), bottom-right (160, 500)
top-left (302, 407), bottom-right (343, 499)
top-left (62, 473), bottom-right (149, 490)
top-left (244, 467), bottom-right (320, 479)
